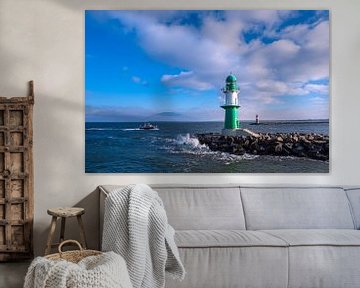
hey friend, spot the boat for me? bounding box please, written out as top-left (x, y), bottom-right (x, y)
top-left (139, 123), bottom-right (158, 130)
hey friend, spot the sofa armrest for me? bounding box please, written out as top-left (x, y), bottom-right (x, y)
top-left (99, 186), bottom-right (109, 250)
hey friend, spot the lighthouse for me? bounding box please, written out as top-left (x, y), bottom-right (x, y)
top-left (221, 74), bottom-right (240, 131)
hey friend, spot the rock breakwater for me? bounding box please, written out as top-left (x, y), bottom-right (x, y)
top-left (196, 132), bottom-right (329, 161)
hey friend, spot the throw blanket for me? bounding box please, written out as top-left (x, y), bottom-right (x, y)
top-left (102, 184), bottom-right (185, 288)
top-left (24, 252), bottom-right (132, 288)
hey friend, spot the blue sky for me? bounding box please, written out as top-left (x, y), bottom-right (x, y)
top-left (85, 10), bottom-right (329, 122)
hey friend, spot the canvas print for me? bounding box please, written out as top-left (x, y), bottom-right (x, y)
top-left (85, 10), bottom-right (329, 173)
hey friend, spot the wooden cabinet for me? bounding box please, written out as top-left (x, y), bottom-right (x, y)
top-left (0, 81), bottom-right (34, 261)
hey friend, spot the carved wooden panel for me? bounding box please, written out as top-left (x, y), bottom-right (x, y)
top-left (0, 81), bottom-right (34, 261)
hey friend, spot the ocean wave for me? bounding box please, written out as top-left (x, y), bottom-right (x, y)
top-left (165, 134), bottom-right (258, 162)
top-left (122, 128), bottom-right (159, 131)
top-left (175, 134), bottom-right (208, 149)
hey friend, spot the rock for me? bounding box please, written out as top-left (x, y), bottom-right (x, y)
top-left (275, 143), bottom-right (283, 153)
top-left (250, 142), bottom-right (259, 151)
top-left (209, 143), bottom-right (217, 150)
top-left (195, 132), bottom-right (329, 161)
top-left (235, 146), bottom-right (245, 155)
top-left (282, 147), bottom-right (291, 156)
top-left (313, 140), bottom-right (327, 144)
top-left (227, 137), bottom-right (234, 144)
top-left (259, 145), bottom-right (266, 153)
top-left (285, 143), bottom-right (293, 149)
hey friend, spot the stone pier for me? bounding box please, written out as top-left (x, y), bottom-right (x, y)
top-left (196, 132), bottom-right (329, 161)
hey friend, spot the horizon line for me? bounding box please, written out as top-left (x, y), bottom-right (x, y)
top-left (85, 119), bottom-right (329, 123)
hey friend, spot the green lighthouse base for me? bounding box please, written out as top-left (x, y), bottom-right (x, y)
top-left (221, 105), bottom-right (240, 130)
top-left (221, 128), bottom-right (260, 138)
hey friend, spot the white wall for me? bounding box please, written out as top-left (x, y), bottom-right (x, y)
top-left (0, 0), bottom-right (359, 256)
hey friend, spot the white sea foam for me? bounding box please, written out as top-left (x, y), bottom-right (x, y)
top-left (123, 128), bottom-right (159, 131)
top-left (166, 134), bottom-right (258, 161)
top-left (175, 133), bottom-right (207, 149)
top-left (86, 128), bottom-right (118, 131)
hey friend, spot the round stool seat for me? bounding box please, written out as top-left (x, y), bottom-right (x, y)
top-left (47, 207), bottom-right (85, 218)
top-left (45, 207), bottom-right (88, 255)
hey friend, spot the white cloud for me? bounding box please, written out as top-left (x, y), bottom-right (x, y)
top-left (107, 11), bottom-right (329, 117)
top-left (266, 39), bottom-right (301, 56)
top-left (304, 83), bottom-right (328, 94)
top-left (256, 80), bottom-right (308, 96)
top-left (132, 76), bottom-right (148, 85)
top-left (161, 71), bottom-right (213, 91)
top-left (304, 21), bottom-right (329, 52)
top-left (281, 24), bottom-right (310, 43)
top-left (201, 14), bottom-right (245, 52)
top-left (227, 10), bottom-right (281, 28)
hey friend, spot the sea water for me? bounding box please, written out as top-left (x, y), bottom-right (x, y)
top-left (85, 121), bottom-right (329, 173)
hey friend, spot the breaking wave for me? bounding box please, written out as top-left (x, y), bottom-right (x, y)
top-left (174, 134), bottom-right (208, 149)
top-left (163, 134), bottom-right (258, 162)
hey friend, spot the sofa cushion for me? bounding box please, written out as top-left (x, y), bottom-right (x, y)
top-left (100, 185), bottom-right (246, 230)
top-left (287, 246), bottom-right (360, 288)
top-left (262, 229), bottom-right (360, 246)
top-left (165, 247), bottom-right (288, 288)
top-left (261, 230), bottom-right (360, 288)
top-left (241, 187), bottom-right (355, 230)
top-left (175, 230), bottom-right (287, 248)
top-left (154, 186), bottom-right (246, 230)
top-left (345, 188), bottom-right (360, 229)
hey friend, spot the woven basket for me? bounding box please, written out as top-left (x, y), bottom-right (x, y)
top-left (45, 240), bottom-right (102, 263)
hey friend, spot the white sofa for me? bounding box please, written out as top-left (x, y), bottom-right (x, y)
top-left (99, 185), bottom-right (360, 288)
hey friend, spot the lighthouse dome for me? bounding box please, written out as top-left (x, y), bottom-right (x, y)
top-left (226, 74), bottom-right (237, 83)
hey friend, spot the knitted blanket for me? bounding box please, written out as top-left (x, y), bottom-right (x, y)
top-left (102, 184), bottom-right (185, 288)
top-left (24, 251), bottom-right (132, 288)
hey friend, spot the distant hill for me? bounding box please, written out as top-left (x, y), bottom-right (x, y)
top-left (147, 111), bottom-right (191, 121)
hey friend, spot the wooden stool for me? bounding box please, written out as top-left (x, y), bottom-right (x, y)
top-left (45, 207), bottom-right (87, 255)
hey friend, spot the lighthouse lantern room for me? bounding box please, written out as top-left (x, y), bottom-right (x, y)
top-left (221, 74), bottom-right (240, 130)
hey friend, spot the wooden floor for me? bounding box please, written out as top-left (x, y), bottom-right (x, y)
top-left (0, 261), bottom-right (30, 288)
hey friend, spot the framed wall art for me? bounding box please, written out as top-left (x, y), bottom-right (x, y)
top-left (85, 10), bottom-right (329, 173)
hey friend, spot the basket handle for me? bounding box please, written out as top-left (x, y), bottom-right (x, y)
top-left (58, 240), bottom-right (83, 255)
